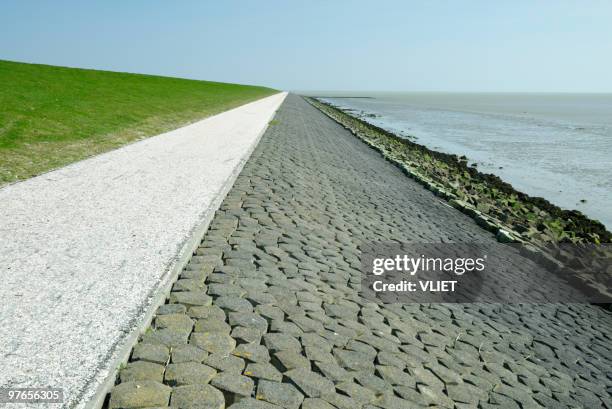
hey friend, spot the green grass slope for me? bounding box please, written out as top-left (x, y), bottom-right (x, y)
top-left (0, 60), bottom-right (277, 185)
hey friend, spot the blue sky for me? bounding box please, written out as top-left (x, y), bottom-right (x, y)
top-left (1, 1), bottom-right (611, 92)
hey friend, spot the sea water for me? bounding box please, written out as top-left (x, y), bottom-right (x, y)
top-left (319, 93), bottom-right (612, 229)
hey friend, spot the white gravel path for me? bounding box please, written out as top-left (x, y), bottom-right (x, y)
top-left (0, 92), bottom-right (286, 408)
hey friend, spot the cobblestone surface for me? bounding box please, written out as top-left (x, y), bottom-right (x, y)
top-left (109, 95), bottom-right (612, 409)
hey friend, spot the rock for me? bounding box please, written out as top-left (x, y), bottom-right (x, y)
top-left (172, 344), bottom-right (209, 363)
top-left (174, 278), bottom-right (207, 292)
top-left (376, 366), bottom-right (413, 387)
top-left (233, 343), bottom-right (271, 363)
top-left (205, 353), bottom-right (246, 373)
top-left (170, 291), bottom-right (213, 307)
top-left (232, 326), bottom-right (263, 343)
top-left (211, 372), bottom-right (255, 396)
top-left (227, 397), bottom-right (283, 409)
top-left (109, 381), bottom-right (171, 408)
top-left (244, 362), bottom-right (283, 382)
top-left (319, 392), bottom-right (359, 409)
top-left (302, 398), bottom-right (335, 409)
top-left (216, 296), bottom-right (254, 312)
top-left (157, 303), bottom-right (187, 315)
top-left (141, 328), bottom-right (190, 347)
top-left (170, 384), bottom-right (225, 409)
top-left (304, 346), bottom-right (334, 362)
top-left (373, 393), bottom-right (414, 409)
top-left (229, 312), bottom-right (268, 333)
top-left (354, 372), bottom-right (392, 394)
top-left (284, 368), bottom-right (335, 398)
top-left (334, 349), bottom-right (375, 372)
top-left (446, 383), bottom-right (488, 404)
top-left (263, 333), bottom-right (301, 352)
top-left (188, 305), bottom-right (227, 321)
top-left (273, 350), bottom-right (310, 370)
top-left (393, 386), bottom-right (428, 406)
top-left (256, 380), bottom-right (304, 409)
top-left (313, 361), bottom-right (353, 382)
top-left (194, 317), bottom-right (232, 333)
top-left (496, 229), bottom-right (516, 243)
top-left (335, 381), bottom-right (377, 404)
top-left (191, 332), bottom-right (236, 355)
top-left (131, 343), bottom-right (169, 365)
top-left (119, 361), bottom-right (165, 383)
top-left (165, 362), bottom-right (217, 386)
top-left (155, 313), bottom-right (195, 332)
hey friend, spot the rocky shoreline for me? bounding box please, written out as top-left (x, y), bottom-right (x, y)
top-left (306, 97), bottom-right (611, 301)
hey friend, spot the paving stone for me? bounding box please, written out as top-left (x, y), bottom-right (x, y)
top-left (264, 333), bottom-right (302, 352)
top-left (229, 312), bottom-right (269, 333)
top-left (304, 346), bottom-right (335, 363)
top-left (109, 381), bottom-right (171, 408)
top-left (157, 303), bottom-right (187, 315)
top-left (346, 341), bottom-right (378, 359)
top-left (423, 362), bottom-right (462, 385)
top-left (313, 361), bottom-right (353, 383)
top-left (171, 384), bottom-right (225, 409)
top-left (417, 384), bottom-right (454, 408)
top-left (335, 381), bottom-right (377, 404)
top-left (300, 333), bottom-right (332, 352)
top-left (393, 386), bottom-right (429, 406)
top-left (227, 397), bottom-right (283, 409)
top-left (446, 383), bottom-right (488, 404)
top-left (211, 372), bottom-right (255, 396)
top-left (174, 278), bottom-right (207, 292)
top-left (254, 305), bottom-right (284, 321)
top-left (205, 353), bottom-right (246, 373)
top-left (488, 392), bottom-right (521, 409)
top-left (270, 320), bottom-right (303, 337)
top-left (301, 398), bottom-right (336, 409)
top-left (170, 291), bottom-right (213, 307)
top-left (373, 393), bottom-right (416, 409)
top-left (256, 380), bottom-right (305, 409)
top-left (209, 283), bottom-right (249, 298)
top-left (165, 362), bottom-right (217, 386)
top-left (233, 342), bottom-right (271, 363)
top-left (172, 344), bottom-right (209, 364)
top-left (409, 367), bottom-right (444, 390)
top-left (290, 315), bottom-right (325, 333)
top-left (375, 366), bottom-right (414, 387)
top-left (247, 291), bottom-right (277, 305)
top-left (155, 313), bottom-right (195, 332)
top-left (191, 332), bottom-right (236, 355)
top-left (120, 361), bottom-right (165, 383)
top-left (141, 328), bottom-right (190, 347)
top-left (188, 305), bottom-right (227, 320)
top-left (354, 372), bottom-right (393, 394)
top-left (194, 317), bottom-right (232, 333)
top-left (274, 350), bottom-right (311, 371)
top-left (284, 368), bottom-right (336, 398)
top-left (232, 326), bottom-right (264, 343)
top-left (334, 349), bottom-right (376, 372)
top-left (319, 392), bottom-right (359, 409)
top-left (216, 296), bottom-right (254, 312)
top-left (242, 363), bottom-right (283, 384)
top-left (131, 343), bottom-right (169, 365)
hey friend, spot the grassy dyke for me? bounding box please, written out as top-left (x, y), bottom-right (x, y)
top-left (307, 97), bottom-right (611, 246)
top-left (0, 60), bottom-right (277, 185)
